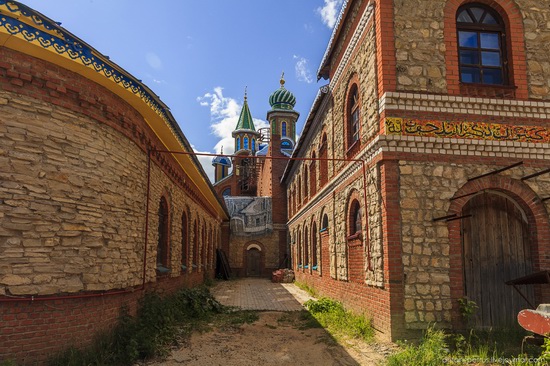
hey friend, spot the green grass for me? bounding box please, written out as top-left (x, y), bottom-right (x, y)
top-left (294, 281), bottom-right (319, 297)
top-left (47, 286), bottom-right (255, 366)
top-left (304, 297), bottom-right (374, 342)
top-left (386, 325), bottom-right (550, 366)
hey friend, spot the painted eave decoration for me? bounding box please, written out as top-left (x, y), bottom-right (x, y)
top-left (0, 0), bottom-right (228, 220)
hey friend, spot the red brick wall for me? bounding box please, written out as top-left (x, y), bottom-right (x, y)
top-left (0, 271), bottom-right (209, 365)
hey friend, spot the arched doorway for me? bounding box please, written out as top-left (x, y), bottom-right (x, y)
top-left (462, 191), bottom-right (534, 327)
top-left (246, 246), bottom-right (262, 277)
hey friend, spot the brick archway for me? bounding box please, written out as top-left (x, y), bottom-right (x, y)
top-left (447, 175), bottom-right (550, 327)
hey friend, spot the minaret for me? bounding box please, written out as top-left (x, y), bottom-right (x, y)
top-left (211, 146), bottom-right (231, 183)
top-left (231, 88), bottom-right (260, 195)
top-left (232, 88), bottom-right (260, 155)
top-left (267, 73), bottom-right (299, 156)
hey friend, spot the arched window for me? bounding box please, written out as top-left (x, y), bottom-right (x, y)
top-left (236, 137), bottom-right (241, 151)
top-left (309, 152), bottom-right (317, 197)
top-left (297, 176), bottom-right (302, 207)
top-left (303, 168), bottom-right (308, 201)
top-left (201, 223), bottom-right (207, 269)
top-left (181, 211), bottom-right (188, 271)
top-left (312, 222), bottom-right (318, 270)
top-left (319, 133), bottom-right (328, 186)
top-left (252, 138), bottom-right (256, 152)
top-left (321, 214), bottom-right (329, 232)
top-left (222, 187), bottom-right (231, 196)
top-left (282, 121), bottom-right (287, 137)
top-left (304, 225), bottom-right (309, 269)
top-left (193, 220), bottom-right (199, 270)
top-left (347, 84), bottom-right (360, 147)
top-left (349, 199), bottom-right (362, 236)
top-left (157, 196), bottom-right (170, 273)
top-left (244, 136), bottom-right (249, 150)
top-left (297, 229), bottom-right (302, 268)
top-left (457, 4), bottom-right (506, 85)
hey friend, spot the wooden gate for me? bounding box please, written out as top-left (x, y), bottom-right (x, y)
top-left (246, 248), bottom-right (261, 277)
top-left (462, 191), bottom-right (535, 327)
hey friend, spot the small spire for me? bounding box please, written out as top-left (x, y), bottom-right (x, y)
top-left (220, 145), bottom-right (223, 154)
top-left (244, 86), bottom-right (248, 102)
top-left (280, 72), bottom-right (285, 88)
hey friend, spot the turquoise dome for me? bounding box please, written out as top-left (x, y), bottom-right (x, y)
top-left (269, 76), bottom-right (296, 110)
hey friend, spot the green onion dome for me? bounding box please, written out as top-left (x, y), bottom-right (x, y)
top-left (269, 74), bottom-right (296, 110)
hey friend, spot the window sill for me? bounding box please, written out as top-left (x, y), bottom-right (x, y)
top-left (156, 265), bottom-right (171, 276)
top-left (298, 264), bottom-right (303, 269)
top-left (347, 232), bottom-right (363, 247)
top-left (304, 265), bottom-right (309, 269)
top-left (459, 82), bottom-right (516, 98)
top-left (181, 264), bottom-right (187, 271)
top-left (346, 140), bottom-right (361, 157)
top-left (312, 265), bottom-right (318, 271)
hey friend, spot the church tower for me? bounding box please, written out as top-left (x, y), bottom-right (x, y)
top-left (257, 74), bottom-right (299, 222)
top-left (267, 74), bottom-right (299, 156)
top-left (232, 90), bottom-right (260, 155)
top-left (231, 90), bottom-right (260, 195)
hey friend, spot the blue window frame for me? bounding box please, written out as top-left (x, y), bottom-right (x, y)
top-left (457, 4), bottom-right (506, 85)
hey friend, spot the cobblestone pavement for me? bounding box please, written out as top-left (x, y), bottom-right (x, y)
top-left (210, 277), bottom-right (315, 311)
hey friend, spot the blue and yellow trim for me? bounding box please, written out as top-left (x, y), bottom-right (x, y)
top-left (0, 0), bottom-right (228, 220)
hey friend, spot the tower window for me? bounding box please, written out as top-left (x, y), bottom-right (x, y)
top-left (236, 137), bottom-right (241, 151)
top-left (244, 136), bottom-right (249, 150)
top-left (282, 122), bottom-right (287, 137)
top-left (457, 4), bottom-right (506, 85)
top-left (252, 138), bottom-right (256, 152)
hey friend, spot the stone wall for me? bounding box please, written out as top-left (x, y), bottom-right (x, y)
top-left (228, 228), bottom-right (284, 277)
top-left (0, 47), bottom-right (223, 364)
top-left (399, 160), bottom-right (550, 329)
top-left (393, 0), bottom-right (550, 99)
top-left (0, 89), bottom-right (147, 295)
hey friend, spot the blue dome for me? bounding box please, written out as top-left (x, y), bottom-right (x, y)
top-left (212, 156), bottom-right (231, 167)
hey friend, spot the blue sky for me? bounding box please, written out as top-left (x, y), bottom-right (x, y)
top-left (20, 0), bottom-right (343, 181)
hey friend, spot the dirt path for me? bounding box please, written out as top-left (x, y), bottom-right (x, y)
top-left (143, 311), bottom-right (392, 366)
top-left (142, 279), bottom-right (394, 365)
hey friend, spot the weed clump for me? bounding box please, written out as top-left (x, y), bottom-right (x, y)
top-left (304, 297), bottom-right (374, 342)
top-left (386, 327), bottom-right (448, 366)
top-left (47, 286), bottom-right (227, 366)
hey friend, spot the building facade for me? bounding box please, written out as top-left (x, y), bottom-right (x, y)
top-left (213, 79), bottom-right (298, 277)
top-left (284, 0), bottom-right (550, 341)
top-left (0, 1), bottom-right (228, 363)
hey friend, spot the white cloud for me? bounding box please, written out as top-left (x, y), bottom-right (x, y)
top-left (191, 145), bottom-right (216, 183)
top-left (145, 52), bottom-right (162, 70)
top-left (197, 87), bottom-right (269, 182)
top-left (317, 0), bottom-right (344, 29)
top-left (293, 55), bottom-right (313, 84)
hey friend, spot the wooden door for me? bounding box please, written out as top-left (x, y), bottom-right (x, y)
top-left (462, 191), bottom-right (534, 327)
top-left (246, 248), bottom-right (261, 277)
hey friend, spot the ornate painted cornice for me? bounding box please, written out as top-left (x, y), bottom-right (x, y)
top-left (0, 0), bottom-right (228, 220)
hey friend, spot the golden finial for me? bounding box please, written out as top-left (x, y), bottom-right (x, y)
top-left (280, 71), bottom-right (285, 87)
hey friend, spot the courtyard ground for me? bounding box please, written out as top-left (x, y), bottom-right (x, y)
top-left (142, 278), bottom-right (393, 366)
